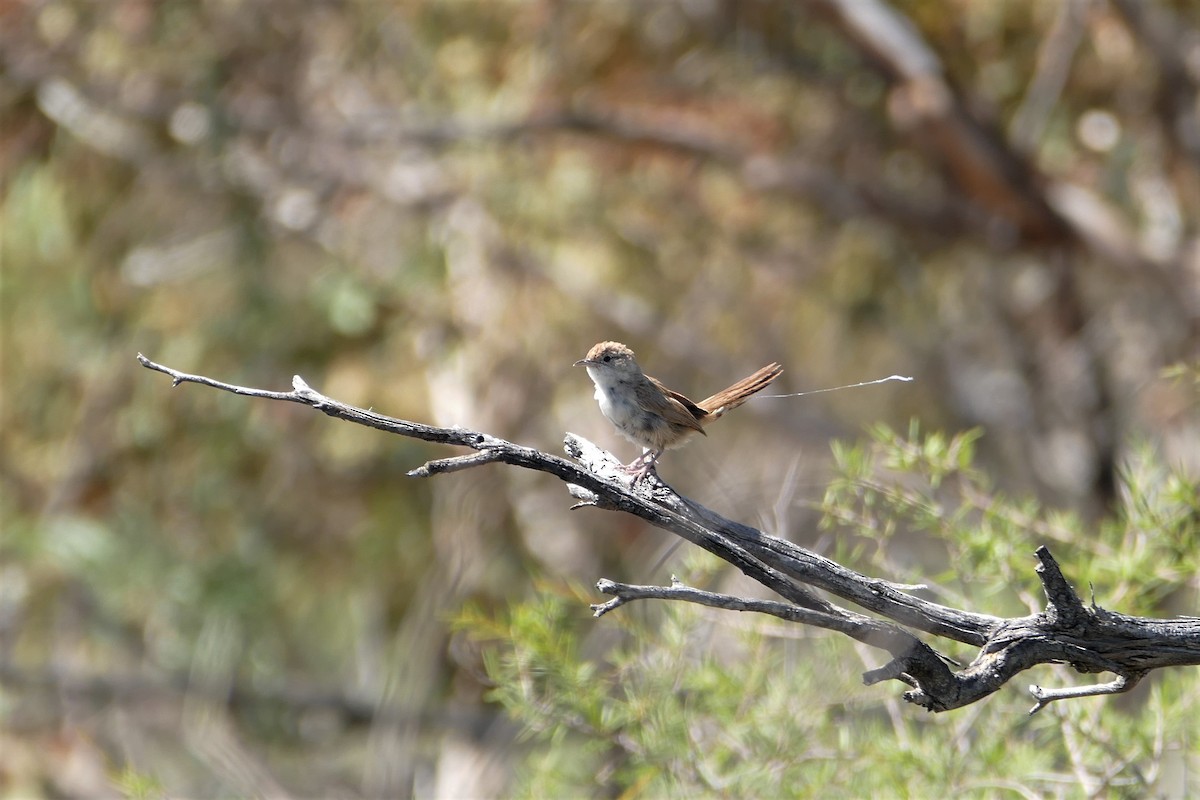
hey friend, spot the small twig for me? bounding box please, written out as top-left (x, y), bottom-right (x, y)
top-left (593, 577), bottom-right (850, 628)
top-left (408, 451), bottom-right (504, 477)
top-left (138, 353), bottom-right (304, 402)
top-left (592, 577), bottom-right (950, 693)
top-left (1028, 673), bottom-right (1143, 715)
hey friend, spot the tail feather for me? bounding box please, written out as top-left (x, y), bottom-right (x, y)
top-left (698, 363), bottom-right (783, 421)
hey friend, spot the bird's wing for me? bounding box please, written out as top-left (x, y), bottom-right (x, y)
top-left (645, 375), bottom-right (707, 435)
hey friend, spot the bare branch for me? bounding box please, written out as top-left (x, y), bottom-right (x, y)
top-left (137, 355), bottom-right (829, 616)
top-left (1028, 673), bottom-right (1143, 716)
top-left (139, 355), bottom-right (1200, 712)
top-left (596, 576), bottom-right (881, 633)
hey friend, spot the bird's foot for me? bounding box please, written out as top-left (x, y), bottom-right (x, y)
top-left (620, 452), bottom-right (660, 486)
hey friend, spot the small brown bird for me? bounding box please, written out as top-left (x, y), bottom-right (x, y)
top-left (575, 341), bottom-right (783, 481)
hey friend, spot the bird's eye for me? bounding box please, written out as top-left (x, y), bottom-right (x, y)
top-left (602, 354), bottom-right (612, 362)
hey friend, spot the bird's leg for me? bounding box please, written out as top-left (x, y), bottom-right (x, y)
top-left (622, 448), bottom-right (663, 485)
top-left (618, 455), bottom-right (648, 474)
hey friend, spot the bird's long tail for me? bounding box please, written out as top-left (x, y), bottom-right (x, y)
top-left (697, 363), bottom-right (783, 421)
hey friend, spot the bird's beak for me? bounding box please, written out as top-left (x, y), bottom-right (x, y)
top-left (573, 358), bottom-right (592, 367)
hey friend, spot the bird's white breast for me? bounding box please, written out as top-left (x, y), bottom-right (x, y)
top-left (585, 366), bottom-right (643, 442)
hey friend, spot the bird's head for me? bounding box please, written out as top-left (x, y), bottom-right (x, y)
top-left (574, 341), bottom-right (640, 377)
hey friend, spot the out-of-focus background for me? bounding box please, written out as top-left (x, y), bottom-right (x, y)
top-left (1, 0), bottom-right (1197, 797)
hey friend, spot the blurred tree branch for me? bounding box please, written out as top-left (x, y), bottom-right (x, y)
top-left (0, 659), bottom-right (491, 731)
top-left (1009, 0), bottom-right (1090, 153)
top-left (139, 355), bottom-right (1200, 713)
top-left (3, 4), bottom-right (1186, 280)
top-left (1111, 0), bottom-right (1200, 167)
top-left (809, 0), bottom-right (1190, 281)
top-left (811, 0), bottom-right (1071, 245)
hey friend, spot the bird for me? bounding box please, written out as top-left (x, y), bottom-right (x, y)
top-left (574, 341), bottom-right (782, 481)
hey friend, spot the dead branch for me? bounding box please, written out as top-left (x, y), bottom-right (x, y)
top-left (138, 355), bottom-right (1200, 713)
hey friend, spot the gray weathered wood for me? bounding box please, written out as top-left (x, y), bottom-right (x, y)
top-left (139, 354), bottom-right (1200, 713)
